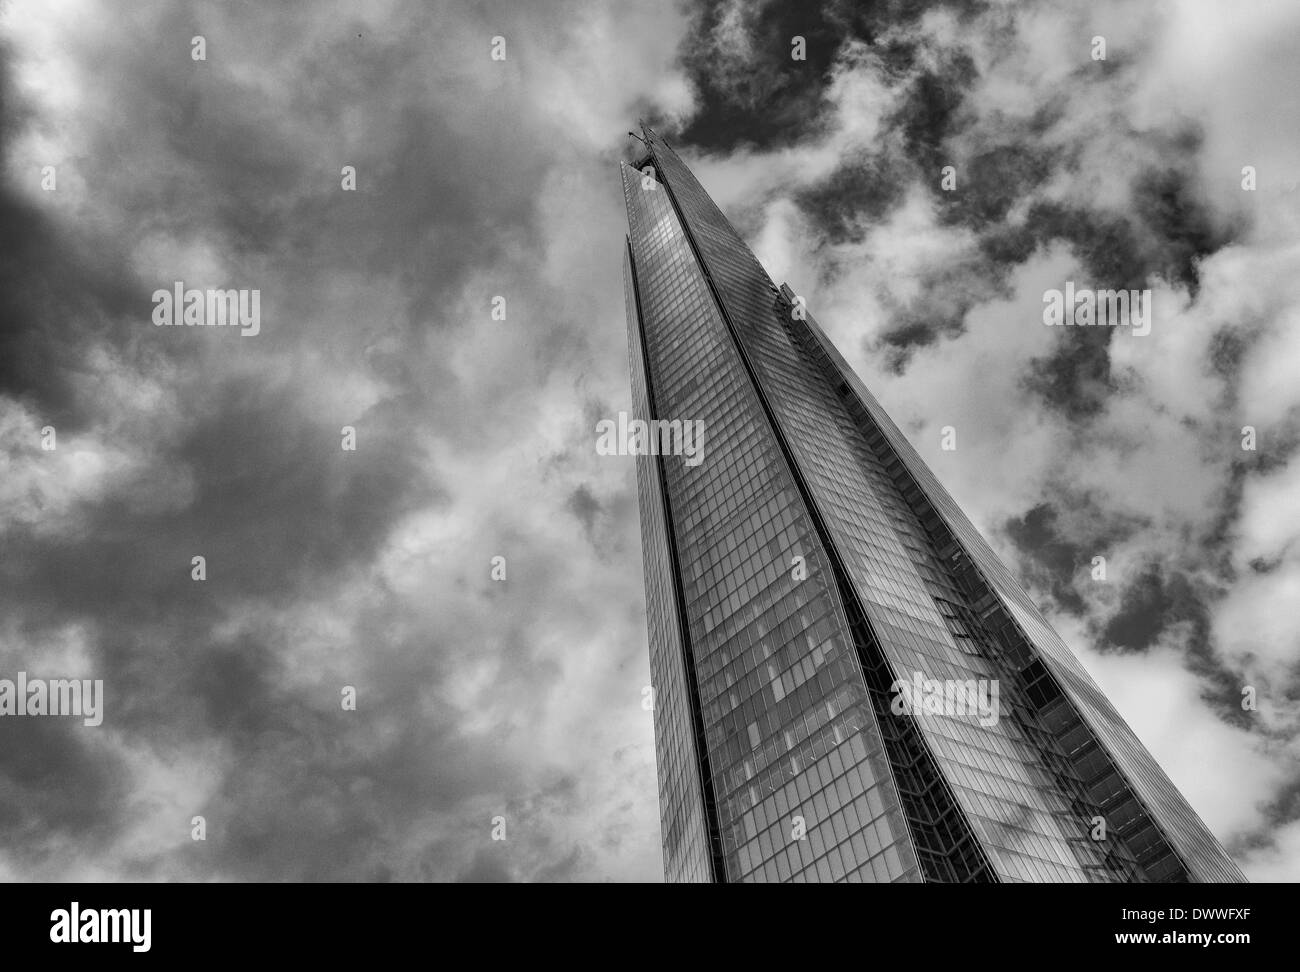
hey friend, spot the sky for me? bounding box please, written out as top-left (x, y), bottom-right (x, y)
top-left (0, 0), bottom-right (1297, 882)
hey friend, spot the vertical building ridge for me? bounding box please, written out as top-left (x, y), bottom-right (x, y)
top-left (620, 131), bottom-right (1245, 883)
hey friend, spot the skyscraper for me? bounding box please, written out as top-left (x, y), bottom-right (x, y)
top-left (620, 125), bottom-right (1246, 884)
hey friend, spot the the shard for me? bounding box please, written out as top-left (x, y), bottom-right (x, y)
top-left (621, 125), bottom-right (1245, 883)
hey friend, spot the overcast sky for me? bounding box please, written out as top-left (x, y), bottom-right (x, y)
top-left (1, 0), bottom-right (1297, 882)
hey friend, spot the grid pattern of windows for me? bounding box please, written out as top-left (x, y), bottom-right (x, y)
top-left (646, 132), bottom-right (1115, 883)
top-left (621, 163), bottom-right (920, 883)
top-left (625, 242), bottom-right (715, 883)
top-left (623, 127), bottom-right (1244, 883)
top-left (793, 292), bottom-right (1247, 883)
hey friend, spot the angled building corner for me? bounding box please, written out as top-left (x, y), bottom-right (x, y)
top-left (620, 126), bottom-right (1245, 884)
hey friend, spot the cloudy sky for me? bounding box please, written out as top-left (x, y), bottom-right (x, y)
top-left (1, 0), bottom-right (1297, 882)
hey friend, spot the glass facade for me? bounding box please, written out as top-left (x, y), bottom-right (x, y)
top-left (622, 128), bottom-right (1245, 883)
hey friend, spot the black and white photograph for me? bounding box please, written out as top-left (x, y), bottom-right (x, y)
top-left (0, 0), bottom-right (1294, 950)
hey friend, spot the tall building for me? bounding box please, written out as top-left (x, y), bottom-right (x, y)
top-left (620, 124), bottom-right (1246, 883)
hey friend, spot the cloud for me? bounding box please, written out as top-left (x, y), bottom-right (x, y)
top-left (0, 0), bottom-right (1295, 883)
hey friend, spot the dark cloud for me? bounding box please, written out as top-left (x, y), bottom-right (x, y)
top-left (671, 0), bottom-right (987, 151)
top-left (1102, 564), bottom-right (1172, 652)
top-left (0, 379), bottom-right (439, 637)
top-left (1024, 202), bottom-right (1148, 291)
top-left (1130, 164), bottom-right (1237, 294)
top-left (1100, 563), bottom-right (1251, 726)
top-left (672, 0), bottom-right (842, 150)
top-left (1003, 503), bottom-right (1094, 615)
top-left (0, 161), bottom-right (143, 431)
top-left (796, 149), bottom-right (909, 245)
top-left (875, 254), bottom-right (1008, 372)
top-left (1004, 499), bottom-right (1255, 730)
top-left (0, 719), bottom-right (131, 848)
top-left (1021, 328), bottom-right (1115, 417)
top-left (888, 52), bottom-right (977, 175)
top-left (565, 483), bottom-right (603, 541)
top-left (938, 141), bottom-right (1059, 230)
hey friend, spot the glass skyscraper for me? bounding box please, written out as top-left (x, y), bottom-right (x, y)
top-left (620, 125), bottom-right (1246, 883)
